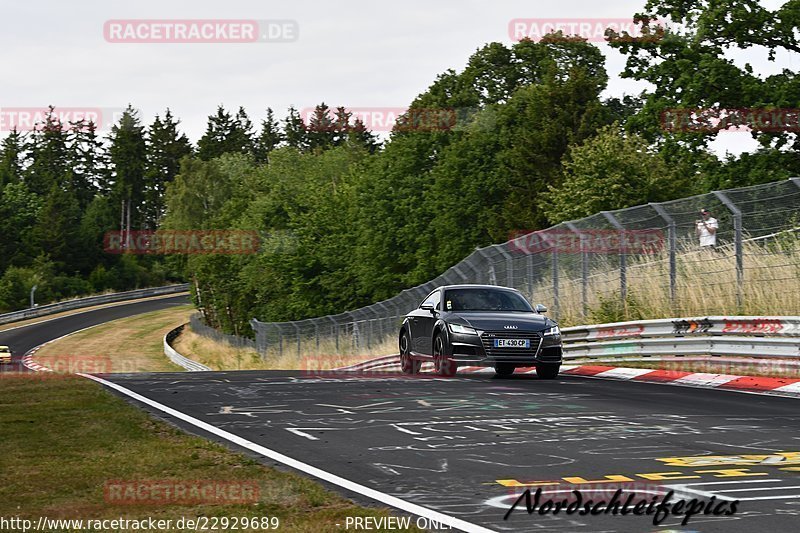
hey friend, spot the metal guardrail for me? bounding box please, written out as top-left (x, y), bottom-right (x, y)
top-left (561, 316), bottom-right (800, 359)
top-left (164, 324), bottom-right (211, 371)
top-left (0, 284), bottom-right (190, 326)
top-left (339, 316), bottom-right (800, 371)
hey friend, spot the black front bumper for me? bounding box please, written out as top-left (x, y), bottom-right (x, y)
top-left (449, 329), bottom-right (562, 365)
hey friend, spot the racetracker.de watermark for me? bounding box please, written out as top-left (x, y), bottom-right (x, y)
top-left (508, 229), bottom-right (665, 254)
top-left (1, 355), bottom-right (129, 379)
top-left (104, 19), bottom-right (298, 43)
top-left (661, 108), bottom-right (800, 133)
top-left (0, 107), bottom-right (126, 132)
top-left (508, 18), bottom-right (662, 42)
top-left (104, 230), bottom-right (261, 255)
top-left (104, 480), bottom-right (260, 505)
top-left (299, 107), bottom-right (472, 132)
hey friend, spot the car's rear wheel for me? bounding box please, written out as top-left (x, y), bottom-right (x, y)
top-left (399, 330), bottom-right (420, 374)
top-left (536, 363), bottom-right (560, 379)
top-left (494, 363), bottom-right (515, 377)
top-left (433, 333), bottom-right (457, 377)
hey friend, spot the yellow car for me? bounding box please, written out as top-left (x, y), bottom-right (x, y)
top-left (0, 345), bottom-right (11, 364)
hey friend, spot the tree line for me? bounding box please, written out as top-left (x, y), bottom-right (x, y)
top-left (2, 0), bottom-right (797, 326)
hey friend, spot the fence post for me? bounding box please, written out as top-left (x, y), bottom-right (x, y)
top-left (345, 312), bottom-right (357, 352)
top-left (314, 321), bottom-right (320, 354)
top-left (293, 323), bottom-right (301, 358)
top-left (565, 222), bottom-right (587, 319)
top-left (452, 264), bottom-right (469, 283)
top-left (526, 252), bottom-right (534, 296)
top-left (327, 316), bottom-right (338, 353)
top-left (475, 248), bottom-right (497, 285)
top-left (714, 190), bottom-right (744, 312)
top-left (601, 211), bottom-right (627, 306)
top-left (551, 244), bottom-right (559, 321)
top-left (650, 203), bottom-right (677, 310)
top-left (250, 318), bottom-right (266, 359)
top-left (465, 257), bottom-right (482, 283)
top-left (375, 302), bottom-right (390, 342)
top-left (495, 246), bottom-right (514, 288)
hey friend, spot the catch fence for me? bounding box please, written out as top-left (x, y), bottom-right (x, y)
top-left (193, 178), bottom-right (800, 359)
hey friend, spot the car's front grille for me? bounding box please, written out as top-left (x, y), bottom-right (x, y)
top-left (480, 330), bottom-right (543, 359)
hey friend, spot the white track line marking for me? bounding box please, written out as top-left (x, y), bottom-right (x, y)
top-left (79, 373), bottom-right (497, 533)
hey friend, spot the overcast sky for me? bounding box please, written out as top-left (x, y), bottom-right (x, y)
top-left (1, 0), bottom-right (795, 156)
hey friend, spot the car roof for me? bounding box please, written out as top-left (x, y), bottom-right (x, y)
top-left (439, 284), bottom-right (521, 292)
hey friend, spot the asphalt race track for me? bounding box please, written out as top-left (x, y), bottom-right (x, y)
top-left (6, 296), bottom-right (800, 531)
top-left (99, 369), bottom-right (800, 532)
top-left (0, 294), bottom-right (189, 372)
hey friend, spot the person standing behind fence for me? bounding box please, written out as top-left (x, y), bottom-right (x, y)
top-left (695, 209), bottom-right (718, 248)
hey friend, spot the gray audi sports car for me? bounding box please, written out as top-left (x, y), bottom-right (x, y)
top-left (399, 284), bottom-right (562, 378)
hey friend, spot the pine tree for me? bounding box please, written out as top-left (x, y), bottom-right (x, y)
top-left (68, 119), bottom-right (104, 208)
top-left (24, 107), bottom-right (71, 196)
top-left (108, 105), bottom-right (147, 243)
top-left (307, 103), bottom-right (336, 151)
top-left (0, 129), bottom-right (24, 188)
top-left (144, 109), bottom-right (193, 228)
top-left (29, 182), bottom-right (84, 272)
top-left (332, 107), bottom-right (352, 147)
top-left (348, 117), bottom-right (380, 153)
top-left (198, 106), bottom-right (235, 160)
top-left (231, 106), bottom-right (256, 155)
top-left (197, 106), bottom-right (255, 160)
top-left (283, 106), bottom-right (308, 151)
top-left (0, 181), bottom-right (41, 272)
top-left (254, 108), bottom-right (284, 163)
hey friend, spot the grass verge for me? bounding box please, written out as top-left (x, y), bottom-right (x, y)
top-left (32, 305), bottom-right (194, 373)
top-left (0, 374), bottom-right (422, 532)
top-left (172, 327), bottom-right (396, 371)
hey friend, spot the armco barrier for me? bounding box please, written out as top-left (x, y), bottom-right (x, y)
top-left (0, 284), bottom-right (190, 326)
top-left (561, 316), bottom-right (800, 359)
top-left (339, 316), bottom-right (800, 371)
top-left (164, 324), bottom-right (211, 371)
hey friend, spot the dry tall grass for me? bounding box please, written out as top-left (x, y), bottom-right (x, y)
top-left (180, 236), bottom-right (799, 370)
top-left (173, 327), bottom-right (398, 371)
top-left (536, 236), bottom-right (800, 327)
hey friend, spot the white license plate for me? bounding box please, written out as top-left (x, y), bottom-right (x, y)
top-left (494, 338), bottom-right (530, 348)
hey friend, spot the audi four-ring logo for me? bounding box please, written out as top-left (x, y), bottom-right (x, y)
top-left (504, 325), bottom-right (518, 329)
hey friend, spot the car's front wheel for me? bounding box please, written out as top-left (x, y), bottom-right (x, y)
top-left (433, 332), bottom-right (457, 377)
top-left (494, 363), bottom-right (515, 377)
top-left (536, 363), bottom-right (560, 379)
top-left (399, 330), bottom-right (420, 374)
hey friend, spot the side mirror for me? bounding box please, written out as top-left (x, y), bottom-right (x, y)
top-left (421, 303), bottom-right (435, 313)
top-left (535, 304), bottom-right (548, 314)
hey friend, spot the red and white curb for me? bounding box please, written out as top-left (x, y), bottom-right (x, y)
top-left (563, 364), bottom-right (800, 397)
top-left (22, 345), bottom-right (52, 372)
top-left (334, 356), bottom-right (800, 398)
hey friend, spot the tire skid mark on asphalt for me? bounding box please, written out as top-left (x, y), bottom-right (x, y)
top-left (79, 372), bottom-right (498, 533)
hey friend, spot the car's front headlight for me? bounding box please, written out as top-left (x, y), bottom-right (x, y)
top-left (449, 323), bottom-right (477, 335)
top-left (543, 325), bottom-right (560, 336)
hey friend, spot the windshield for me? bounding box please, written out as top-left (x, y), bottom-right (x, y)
top-left (444, 288), bottom-right (533, 312)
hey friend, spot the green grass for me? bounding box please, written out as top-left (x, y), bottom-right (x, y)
top-left (0, 375), bottom-right (423, 532)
